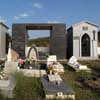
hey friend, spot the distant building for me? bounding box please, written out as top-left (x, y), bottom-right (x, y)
top-left (67, 22), bottom-right (99, 60)
top-left (0, 22), bottom-right (9, 60)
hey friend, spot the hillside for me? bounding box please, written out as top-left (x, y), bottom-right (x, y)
top-left (27, 34), bottom-right (100, 47)
top-left (27, 37), bottom-right (50, 47)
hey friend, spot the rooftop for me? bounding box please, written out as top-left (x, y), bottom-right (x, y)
top-left (0, 22), bottom-right (9, 29)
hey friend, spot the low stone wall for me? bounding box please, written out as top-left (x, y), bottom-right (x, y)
top-left (20, 69), bottom-right (47, 77)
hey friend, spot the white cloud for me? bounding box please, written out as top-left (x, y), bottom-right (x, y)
top-left (33, 3), bottom-right (43, 8)
top-left (48, 21), bottom-right (61, 23)
top-left (14, 13), bottom-right (29, 20)
top-left (20, 13), bottom-right (29, 17)
top-left (0, 16), bottom-right (6, 23)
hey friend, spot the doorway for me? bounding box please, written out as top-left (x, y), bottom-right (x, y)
top-left (81, 33), bottom-right (90, 56)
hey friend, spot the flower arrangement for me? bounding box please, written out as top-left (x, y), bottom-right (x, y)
top-left (47, 65), bottom-right (54, 74)
top-left (47, 61), bottom-right (59, 75)
top-left (0, 71), bottom-right (8, 80)
top-left (18, 58), bottom-right (25, 69)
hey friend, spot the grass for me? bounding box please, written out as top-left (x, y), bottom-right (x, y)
top-left (0, 72), bottom-right (45, 100)
top-left (62, 61), bottom-right (100, 100)
top-left (0, 61), bottom-right (100, 100)
top-left (14, 72), bottom-right (45, 100)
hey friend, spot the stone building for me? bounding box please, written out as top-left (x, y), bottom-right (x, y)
top-left (0, 22), bottom-right (9, 59)
top-left (67, 22), bottom-right (99, 60)
top-left (98, 31), bottom-right (100, 43)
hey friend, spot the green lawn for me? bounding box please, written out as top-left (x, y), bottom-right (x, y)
top-left (0, 61), bottom-right (100, 100)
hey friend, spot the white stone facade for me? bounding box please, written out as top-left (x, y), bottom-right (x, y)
top-left (0, 23), bottom-right (8, 59)
top-left (67, 22), bottom-right (99, 60)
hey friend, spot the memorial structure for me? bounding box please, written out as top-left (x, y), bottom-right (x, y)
top-left (67, 22), bottom-right (99, 60)
top-left (12, 23), bottom-right (66, 60)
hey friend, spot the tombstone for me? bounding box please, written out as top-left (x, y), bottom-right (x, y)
top-left (47, 55), bottom-right (64, 73)
top-left (68, 56), bottom-right (91, 71)
top-left (68, 56), bottom-right (78, 65)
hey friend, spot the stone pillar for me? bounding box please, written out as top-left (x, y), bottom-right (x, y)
top-left (50, 24), bottom-right (66, 59)
top-left (12, 24), bottom-right (26, 59)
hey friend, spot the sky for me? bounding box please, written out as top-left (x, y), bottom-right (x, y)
top-left (0, 0), bottom-right (100, 38)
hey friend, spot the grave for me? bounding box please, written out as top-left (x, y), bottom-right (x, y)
top-left (47, 55), bottom-right (64, 73)
top-left (68, 56), bottom-right (91, 72)
top-left (41, 75), bottom-right (75, 100)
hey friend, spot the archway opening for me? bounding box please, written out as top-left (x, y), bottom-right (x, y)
top-left (26, 30), bottom-right (50, 60)
top-left (81, 33), bottom-right (90, 56)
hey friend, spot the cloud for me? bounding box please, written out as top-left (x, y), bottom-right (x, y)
top-left (14, 13), bottom-right (29, 20)
top-left (33, 3), bottom-right (43, 8)
top-left (0, 16), bottom-right (6, 23)
top-left (20, 13), bottom-right (29, 17)
top-left (48, 21), bottom-right (61, 23)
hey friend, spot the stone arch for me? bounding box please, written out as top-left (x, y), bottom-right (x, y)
top-left (81, 33), bottom-right (90, 56)
top-left (27, 45), bottom-right (39, 60)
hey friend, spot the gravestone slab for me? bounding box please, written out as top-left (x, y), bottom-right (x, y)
top-left (41, 76), bottom-right (75, 100)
